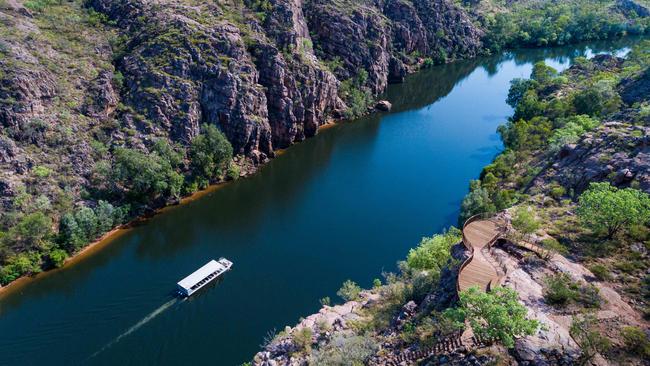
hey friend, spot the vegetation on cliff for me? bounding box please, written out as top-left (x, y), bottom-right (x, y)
top-left (0, 0), bottom-right (648, 290)
top-left (255, 40), bottom-right (650, 366)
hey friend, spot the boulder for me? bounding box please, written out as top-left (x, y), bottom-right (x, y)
top-left (376, 100), bottom-right (392, 111)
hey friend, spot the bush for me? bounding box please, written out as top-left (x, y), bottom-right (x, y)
top-left (443, 286), bottom-right (539, 348)
top-left (512, 206), bottom-right (540, 235)
top-left (0, 252), bottom-right (42, 284)
top-left (621, 326), bottom-right (650, 357)
top-left (48, 248), bottom-right (67, 268)
top-left (311, 334), bottom-right (378, 365)
top-left (406, 227), bottom-right (461, 272)
top-left (544, 273), bottom-right (601, 308)
top-left (589, 264), bottom-right (611, 281)
top-left (540, 237), bottom-right (568, 258)
top-left (319, 297), bottom-right (331, 306)
top-left (549, 184), bottom-right (566, 200)
top-left (291, 327), bottom-right (313, 353)
top-left (544, 273), bottom-right (579, 306)
top-left (337, 280), bottom-right (361, 301)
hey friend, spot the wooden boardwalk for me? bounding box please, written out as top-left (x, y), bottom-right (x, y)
top-left (381, 215), bottom-right (551, 365)
top-left (458, 217), bottom-right (504, 293)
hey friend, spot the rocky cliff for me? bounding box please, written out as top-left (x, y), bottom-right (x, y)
top-left (0, 0), bottom-right (485, 222)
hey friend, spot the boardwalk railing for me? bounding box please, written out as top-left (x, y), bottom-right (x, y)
top-left (457, 213), bottom-right (506, 294)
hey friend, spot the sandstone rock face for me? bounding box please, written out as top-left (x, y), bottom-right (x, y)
top-left (531, 124), bottom-right (650, 195)
top-left (83, 0), bottom-right (484, 159)
top-left (254, 0), bottom-right (345, 148)
top-left (306, 0), bottom-right (393, 95)
top-left (83, 71), bottom-right (119, 119)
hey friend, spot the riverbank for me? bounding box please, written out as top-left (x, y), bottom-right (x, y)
top-left (0, 121), bottom-right (349, 296)
top-left (0, 37), bottom-right (644, 366)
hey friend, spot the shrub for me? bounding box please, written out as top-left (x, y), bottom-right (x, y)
top-left (311, 334), bottom-right (378, 365)
top-left (443, 286), bottom-right (539, 348)
top-left (24, 0), bottom-right (61, 12)
top-left (621, 326), bottom-right (650, 357)
top-left (544, 273), bottom-right (579, 306)
top-left (318, 296), bottom-right (331, 307)
top-left (544, 273), bottom-right (601, 308)
top-left (32, 166), bottom-right (52, 178)
top-left (337, 280), bottom-right (361, 301)
top-left (0, 252), bottom-right (42, 284)
top-left (48, 248), bottom-right (67, 268)
top-left (577, 182), bottom-right (650, 239)
top-left (512, 206), bottom-right (540, 235)
top-left (291, 327), bottom-right (313, 353)
top-left (373, 278), bottom-right (382, 288)
top-left (227, 163), bottom-right (241, 180)
top-left (406, 227), bottom-right (461, 272)
top-left (540, 237), bottom-right (568, 258)
top-left (589, 264), bottom-right (611, 281)
top-left (579, 284), bottom-right (602, 309)
top-left (549, 184), bottom-right (566, 199)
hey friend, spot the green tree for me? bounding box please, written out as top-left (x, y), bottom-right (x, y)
top-left (12, 212), bottom-right (53, 250)
top-left (59, 213), bottom-right (85, 251)
top-left (189, 124), bottom-right (233, 182)
top-left (577, 182), bottom-right (650, 238)
top-left (507, 78), bottom-right (536, 109)
top-left (573, 88), bottom-right (604, 116)
top-left (95, 200), bottom-right (116, 234)
top-left (74, 207), bottom-right (98, 242)
top-left (531, 62), bottom-right (557, 84)
top-left (444, 286), bottom-right (540, 348)
top-left (48, 248), bottom-right (68, 268)
top-left (337, 280), bottom-right (361, 301)
top-left (460, 181), bottom-right (496, 224)
top-left (111, 147), bottom-right (184, 201)
top-left (406, 228), bottom-right (461, 272)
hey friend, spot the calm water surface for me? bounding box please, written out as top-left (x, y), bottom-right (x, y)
top-left (0, 38), bottom-right (642, 366)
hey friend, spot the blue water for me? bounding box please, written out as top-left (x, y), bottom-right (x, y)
top-left (0, 38), bottom-right (641, 366)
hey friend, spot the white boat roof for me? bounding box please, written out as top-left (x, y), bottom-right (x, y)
top-left (177, 260), bottom-right (225, 290)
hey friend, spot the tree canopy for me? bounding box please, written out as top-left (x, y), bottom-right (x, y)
top-left (444, 286), bottom-right (540, 348)
top-left (577, 182), bottom-right (650, 238)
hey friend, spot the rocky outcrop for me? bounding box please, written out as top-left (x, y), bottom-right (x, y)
top-left (306, 0), bottom-right (393, 95)
top-left (619, 67), bottom-right (650, 105)
top-left (81, 0), bottom-right (485, 159)
top-left (531, 123), bottom-right (650, 195)
top-left (83, 71), bottom-right (119, 119)
top-left (615, 0), bottom-right (650, 17)
top-left (253, 0), bottom-right (345, 148)
top-left (89, 0), bottom-right (275, 158)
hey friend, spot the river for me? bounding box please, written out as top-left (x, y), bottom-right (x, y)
top-left (0, 38), bottom-right (642, 366)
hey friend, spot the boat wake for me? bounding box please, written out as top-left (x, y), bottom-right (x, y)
top-left (87, 298), bottom-right (179, 360)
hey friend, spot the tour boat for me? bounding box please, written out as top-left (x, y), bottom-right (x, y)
top-left (176, 258), bottom-right (233, 297)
